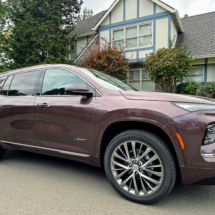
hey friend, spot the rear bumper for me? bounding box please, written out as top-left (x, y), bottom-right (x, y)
top-left (180, 166), bottom-right (215, 185)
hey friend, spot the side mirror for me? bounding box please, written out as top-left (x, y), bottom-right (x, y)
top-left (65, 85), bottom-right (93, 98)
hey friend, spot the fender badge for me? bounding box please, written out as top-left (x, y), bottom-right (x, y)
top-left (74, 138), bottom-right (87, 141)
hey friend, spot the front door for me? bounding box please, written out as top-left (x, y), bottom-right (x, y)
top-left (0, 70), bottom-right (40, 146)
top-left (33, 68), bottom-right (96, 162)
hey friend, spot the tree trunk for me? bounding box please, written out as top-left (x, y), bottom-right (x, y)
top-left (173, 78), bottom-right (177, 93)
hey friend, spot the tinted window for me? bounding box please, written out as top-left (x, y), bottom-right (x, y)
top-left (0, 76), bottom-right (7, 92)
top-left (8, 71), bottom-right (40, 96)
top-left (1, 76), bottom-right (13, 95)
top-left (42, 69), bottom-right (86, 95)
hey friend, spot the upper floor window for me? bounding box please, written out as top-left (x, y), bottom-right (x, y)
top-left (113, 22), bottom-right (153, 50)
top-left (42, 69), bottom-right (86, 95)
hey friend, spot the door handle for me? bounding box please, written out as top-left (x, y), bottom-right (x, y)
top-left (37, 103), bottom-right (50, 108)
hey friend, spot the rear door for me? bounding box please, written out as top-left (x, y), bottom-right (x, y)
top-left (33, 68), bottom-right (96, 162)
top-left (0, 70), bottom-right (41, 147)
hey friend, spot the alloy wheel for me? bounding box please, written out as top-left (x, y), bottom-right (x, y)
top-left (111, 141), bottom-right (164, 196)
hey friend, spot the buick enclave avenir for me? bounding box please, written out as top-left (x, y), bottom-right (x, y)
top-left (1, 64), bottom-right (215, 204)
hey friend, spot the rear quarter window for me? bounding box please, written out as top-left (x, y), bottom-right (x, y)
top-left (8, 70), bottom-right (40, 96)
top-left (1, 76), bottom-right (13, 95)
top-left (0, 76), bottom-right (7, 92)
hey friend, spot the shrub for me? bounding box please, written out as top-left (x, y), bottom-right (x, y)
top-left (197, 82), bottom-right (215, 98)
top-left (83, 39), bottom-right (130, 81)
top-left (176, 80), bottom-right (198, 95)
top-left (138, 41), bottom-right (194, 93)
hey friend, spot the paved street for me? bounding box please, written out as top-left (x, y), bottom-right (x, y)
top-left (0, 150), bottom-right (214, 215)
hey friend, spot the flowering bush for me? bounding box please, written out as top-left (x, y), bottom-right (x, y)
top-left (83, 39), bottom-right (130, 80)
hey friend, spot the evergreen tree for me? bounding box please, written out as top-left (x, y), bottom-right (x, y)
top-left (0, 0), bottom-right (83, 71)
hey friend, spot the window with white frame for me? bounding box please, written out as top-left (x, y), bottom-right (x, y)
top-left (113, 29), bottom-right (124, 48)
top-left (127, 69), bottom-right (155, 91)
top-left (113, 22), bottom-right (153, 50)
top-left (185, 67), bottom-right (203, 83)
top-left (126, 26), bottom-right (138, 48)
top-left (67, 44), bottom-right (76, 60)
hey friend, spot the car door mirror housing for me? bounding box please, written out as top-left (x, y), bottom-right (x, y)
top-left (65, 85), bottom-right (93, 97)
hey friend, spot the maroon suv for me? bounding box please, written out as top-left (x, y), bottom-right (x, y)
top-left (0, 64), bottom-right (215, 204)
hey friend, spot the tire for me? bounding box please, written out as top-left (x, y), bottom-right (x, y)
top-left (104, 129), bottom-right (176, 204)
top-left (0, 146), bottom-right (4, 159)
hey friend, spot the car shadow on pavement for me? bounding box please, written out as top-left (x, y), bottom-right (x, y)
top-left (2, 150), bottom-right (215, 210)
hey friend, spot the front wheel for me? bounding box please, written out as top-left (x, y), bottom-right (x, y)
top-left (104, 129), bottom-right (176, 204)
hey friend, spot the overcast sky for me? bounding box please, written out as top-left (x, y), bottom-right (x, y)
top-left (82, 0), bottom-right (215, 18)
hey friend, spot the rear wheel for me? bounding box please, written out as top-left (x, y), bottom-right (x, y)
top-left (0, 146), bottom-right (4, 159)
top-left (104, 129), bottom-right (176, 204)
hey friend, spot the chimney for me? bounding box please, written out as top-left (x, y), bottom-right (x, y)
top-left (184, 14), bottom-right (188, 18)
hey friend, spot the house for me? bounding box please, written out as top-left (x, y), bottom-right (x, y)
top-left (68, 0), bottom-right (215, 91)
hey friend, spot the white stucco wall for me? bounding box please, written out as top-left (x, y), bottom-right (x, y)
top-left (209, 58), bottom-right (215, 64)
top-left (126, 0), bottom-right (137, 20)
top-left (192, 59), bottom-right (205, 65)
top-left (77, 37), bottom-right (87, 55)
top-left (101, 15), bottom-right (110, 26)
top-left (139, 49), bottom-right (153, 58)
top-left (171, 19), bottom-right (178, 47)
top-left (155, 18), bottom-right (168, 51)
top-left (156, 5), bottom-right (166, 13)
top-left (125, 52), bottom-right (137, 59)
top-left (207, 64), bottom-right (215, 82)
top-left (112, 0), bottom-right (124, 24)
top-left (139, 0), bottom-right (153, 17)
top-left (100, 30), bottom-right (110, 49)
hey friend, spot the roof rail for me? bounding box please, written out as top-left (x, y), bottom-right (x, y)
top-left (0, 64), bottom-right (53, 76)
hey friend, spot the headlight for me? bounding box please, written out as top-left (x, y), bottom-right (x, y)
top-left (172, 102), bottom-right (215, 112)
top-left (204, 124), bottom-right (215, 145)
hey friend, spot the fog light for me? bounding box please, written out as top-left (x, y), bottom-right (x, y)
top-left (204, 124), bottom-right (215, 145)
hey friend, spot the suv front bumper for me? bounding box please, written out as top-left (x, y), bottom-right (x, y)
top-left (181, 166), bottom-right (215, 185)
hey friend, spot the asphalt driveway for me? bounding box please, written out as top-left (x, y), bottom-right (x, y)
top-left (0, 150), bottom-right (214, 215)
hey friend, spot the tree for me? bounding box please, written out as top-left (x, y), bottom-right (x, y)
top-left (139, 42), bottom-right (195, 93)
top-left (77, 7), bottom-right (93, 22)
top-left (0, 0), bottom-right (83, 71)
top-left (83, 39), bottom-right (130, 81)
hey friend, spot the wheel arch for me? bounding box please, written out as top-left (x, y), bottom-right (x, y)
top-left (94, 117), bottom-right (185, 173)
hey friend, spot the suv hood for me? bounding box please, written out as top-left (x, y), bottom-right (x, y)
top-left (120, 91), bottom-right (215, 104)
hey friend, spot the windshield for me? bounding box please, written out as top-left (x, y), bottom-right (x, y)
top-left (79, 68), bottom-right (136, 91)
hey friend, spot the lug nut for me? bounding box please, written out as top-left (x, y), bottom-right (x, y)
top-left (139, 168), bottom-right (143, 172)
top-left (138, 163), bottom-right (141, 166)
top-left (132, 160), bottom-right (136, 164)
top-left (129, 164), bottom-right (132, 167)
top-left (135, 171), bottom-right (138, 175)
